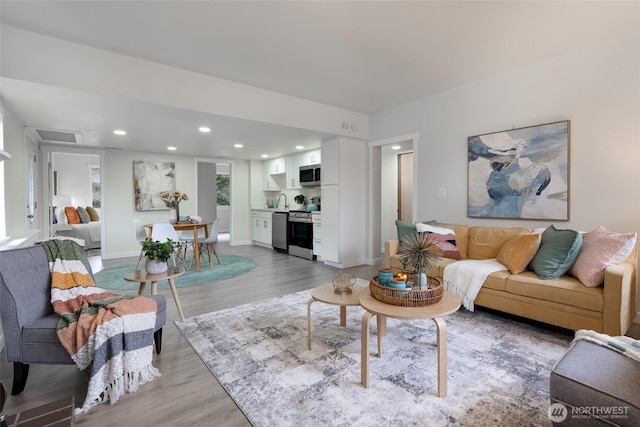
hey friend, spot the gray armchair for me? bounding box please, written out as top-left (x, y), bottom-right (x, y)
top-left (0, 244), bottom-right (166, 395)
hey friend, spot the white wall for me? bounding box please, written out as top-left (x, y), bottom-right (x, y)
top-left (53, 152), bottom-right (99, 208)
top-left (370, 35), bottom-right (640, 235)
top-left (369, 35), bottom-right (640, 312)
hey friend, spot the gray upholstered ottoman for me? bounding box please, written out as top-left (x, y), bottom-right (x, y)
top-left (550, 340), bottom-right (640, 426)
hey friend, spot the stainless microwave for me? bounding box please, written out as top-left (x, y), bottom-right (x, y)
top-left (299, 164), bottom-right (321, 186)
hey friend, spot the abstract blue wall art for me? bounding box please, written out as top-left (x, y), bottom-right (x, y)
top-left (468, 121), bottom-right (569, 220)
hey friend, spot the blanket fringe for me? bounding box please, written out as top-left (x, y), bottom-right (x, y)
top-left (75, 365), bottom-right (161, 415)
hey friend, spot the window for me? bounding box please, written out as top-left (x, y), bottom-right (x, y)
top-left (216, 174), bottom-right (230, 206)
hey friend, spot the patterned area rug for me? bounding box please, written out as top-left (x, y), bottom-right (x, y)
top-left (176, 286), bottom-right (572, 426)
top-left (94, 254), bottom-right (256, 289)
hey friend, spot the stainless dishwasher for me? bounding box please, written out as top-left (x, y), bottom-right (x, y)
top-left (272, 211), bottom-right (289, 253)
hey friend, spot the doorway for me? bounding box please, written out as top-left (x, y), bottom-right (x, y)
top-left (196, 161), bottom-right (231, 240)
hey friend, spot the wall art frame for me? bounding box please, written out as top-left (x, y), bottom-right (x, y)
top-left (133, 160), bottom-right (175, 211)
top-left (468, 120), bottom-right (569, 220)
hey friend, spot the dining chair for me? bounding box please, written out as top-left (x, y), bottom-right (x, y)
top-left (198, 218), bottom-right (221, 269)
top-left (133, 219), bottom-right (149, 270)
top-left (150, 222), bottom-right (187, 268)
top-left (177, 228), bottom-right (205, 270)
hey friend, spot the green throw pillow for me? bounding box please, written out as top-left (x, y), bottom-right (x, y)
top-left (395, 219), bottom-right (437, 242)
top-left (528, 225), bottom-right (582, 279)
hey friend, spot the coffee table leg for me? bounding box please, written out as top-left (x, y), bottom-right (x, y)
top-left (307, 297), bottom-right (316, 350)
top-left (167, 278), bottom-right (185, 322)
top-left (138, 282), bottom-right (146, 295)
top-left (376, 315), bottom-right (384, 357)
top-left (361, 311), bottom-right (374, 388)
top-left (433, 317), bottom-right (447, 397)
top-left (339, 305), bottom-right (346, 326)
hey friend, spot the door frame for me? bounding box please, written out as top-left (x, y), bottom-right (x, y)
top-left (367, 133), bottom-right (419, 263)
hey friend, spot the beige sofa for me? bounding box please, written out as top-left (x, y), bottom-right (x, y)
top-left (385, 223), bottom-right (637, 335)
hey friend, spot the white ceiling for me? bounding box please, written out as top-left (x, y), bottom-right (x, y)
top-left (1, 1), bottom-right (639, 159)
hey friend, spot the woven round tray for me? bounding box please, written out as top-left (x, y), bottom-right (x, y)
top-left (369, 275), bottom-right (444, 307)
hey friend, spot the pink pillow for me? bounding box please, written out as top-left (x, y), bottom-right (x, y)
top-left (415, 223), bottom-right (460, 259)
top-left (569, 226), bottom-right (637, 287)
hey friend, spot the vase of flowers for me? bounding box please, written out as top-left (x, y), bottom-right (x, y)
top-left (397, 231), bottom-right (441, 289)
top-left (141, 237), bottom-right (176, 274)
top-left (161, 191), bottom-right (188, 223)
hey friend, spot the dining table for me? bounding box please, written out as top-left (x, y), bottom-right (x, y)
top-left (145, 221), bottom-right (212, 272)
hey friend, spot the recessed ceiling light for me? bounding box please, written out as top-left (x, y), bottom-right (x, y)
top-left (167, 146), bottom-right (177, 151)
top-left (296, 145), bottom-right (304, 150)
top-left (234, 144), bottom-right (243, 148)
top-left (261, 154), bottom-right (268, 158)
top-left (392, 145), bottom-right (401, 150)
top-left (199, 126), bottom-right (211, 133)
top-left (113, 130), bottom-right (126, 136)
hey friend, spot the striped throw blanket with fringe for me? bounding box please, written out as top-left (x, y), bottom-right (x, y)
top-left (42, 239), bottom-right (160, 414)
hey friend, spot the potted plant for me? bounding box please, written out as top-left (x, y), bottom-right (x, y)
top-left (160, 190), bottom-right (188, 223)
top-left (397, 232), bottom-right (441, 289)
top-left (293, 194), bottom-right (307, 209)
top-left (141, 237), bottom-right (177, 274)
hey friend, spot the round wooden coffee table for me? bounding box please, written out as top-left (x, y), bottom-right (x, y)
top-left (359, 291), bottom-right (460, 397)
top-left (307, 282), bottom-right (368, 350)
top-left (124, 266), bottom-right (186, 322)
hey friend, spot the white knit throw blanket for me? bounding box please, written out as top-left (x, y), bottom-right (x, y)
top-left (443, 259), bottom-right (507, 311)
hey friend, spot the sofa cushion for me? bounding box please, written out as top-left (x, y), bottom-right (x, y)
top-left (506, 271), bottom-right (603, 311)
top-left (438, 223), bottom-right (470, 259)
top-left (497, 233), bottom-right (542, 274)
top-left (569, 226), bottom-right (637, 288)
top-left (64, 206), bottom-right (81, 224)
top-left (529, 225), bottom-right (582, 279)
top-left (395, 219), bottom-right (436, 242)
top-left (415, 223), bottom-right (460, 259)
top-left (467, 226), bottom-right (531, 260)
top-left (483, 270), bottom-right (509, 291)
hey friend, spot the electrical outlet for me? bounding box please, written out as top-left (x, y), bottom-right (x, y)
top-left (436, 188), bottom-right (446, 198)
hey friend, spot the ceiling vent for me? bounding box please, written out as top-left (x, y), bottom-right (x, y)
top-left (30, 128), bottom-right (83, 145)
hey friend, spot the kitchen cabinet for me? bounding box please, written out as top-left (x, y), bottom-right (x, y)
top-left (263, 161), bottom-right (280, 191)
top-left (300, 149), bottom-right (321, 166)
top-left (286, 154), bottom-right (302, 190)
top-left (267, 157), bottom-right (285, 175)
top-left (320, 139), bottom-right (338, 185)
top-left (312, 212), bottom-right (322, 258)
top-left (251, 210), bottom-right (272, 246)
top-left (320, 137), bottom-right (366, 267)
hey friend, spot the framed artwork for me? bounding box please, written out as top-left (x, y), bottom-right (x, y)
top-left (133, 161), bottom-right (175, 211)
top-left (468, 120), bottom-right (569, 220)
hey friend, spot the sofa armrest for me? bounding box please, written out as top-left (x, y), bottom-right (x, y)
top-left (602, 261), bottom-right (636, 335)
top-left (384, 240), bottom-right (400, 268)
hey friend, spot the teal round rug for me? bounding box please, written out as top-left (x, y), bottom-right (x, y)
top-left (94, 254), bottom-right (256, 290)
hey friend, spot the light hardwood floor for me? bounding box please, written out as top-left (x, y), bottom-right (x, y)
top-left (1, 240), bottom-right (381, 426)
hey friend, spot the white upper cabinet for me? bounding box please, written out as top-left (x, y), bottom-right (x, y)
top-left (286, 154), bottom-right (302, 190)
top-left (300, 149), bottom-right (321, 166)
top-left (268, 157), bottom-right (286, 175)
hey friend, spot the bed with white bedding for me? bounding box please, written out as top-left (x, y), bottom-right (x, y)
top-left (53, 206), bottom-right (102, 249)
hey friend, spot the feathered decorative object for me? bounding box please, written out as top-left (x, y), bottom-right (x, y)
top-left (397, 231), bottom-right (441, 275)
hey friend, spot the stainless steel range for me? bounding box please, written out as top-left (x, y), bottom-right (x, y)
top-left (288, 210), bottom-right (315, 260)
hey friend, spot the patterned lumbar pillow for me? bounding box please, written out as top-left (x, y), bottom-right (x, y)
top-left (497, 233), bottom-right (542, 274)
top-left (415, 223), bottom-right (460, 259)
top-left (569, 226), bottom-right (637, 287)
top-left (528, 225), bottom-right (582, 279)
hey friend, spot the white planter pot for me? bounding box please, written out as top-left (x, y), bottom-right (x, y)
top-left (145, 259), bottom-right (168, 275)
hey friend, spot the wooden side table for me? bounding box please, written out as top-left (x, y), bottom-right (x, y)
top-left (306, 282), bottom-right (368, 350)
top-left (124, 266), bottom-right (186, 322)
top-left (359, 291), bottom-right (460, 397)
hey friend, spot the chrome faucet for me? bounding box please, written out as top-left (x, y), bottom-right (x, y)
top-left (277, 193), bottom-right (288, 209)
